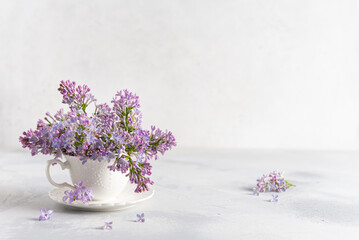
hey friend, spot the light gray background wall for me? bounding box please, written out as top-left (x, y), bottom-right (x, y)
top-left (1, 0), bottom-right (358, 151)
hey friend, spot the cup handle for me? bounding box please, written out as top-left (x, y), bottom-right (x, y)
top-left (46, 159), bottom-right (75, 189)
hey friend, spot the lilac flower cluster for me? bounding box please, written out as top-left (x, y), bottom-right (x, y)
top-left (20, 80), bottom-right (176, 193)
top-left (58, 80), bottom-right (96, 112)
top-left (252, 170), bottom-right (295, 196)
top-left (62, 181), bottom-right (94, 204)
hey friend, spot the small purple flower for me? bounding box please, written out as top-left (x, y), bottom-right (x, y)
top-left (76, 189), bottom-right (85, 202)
top-left (267, 183), bottom-right (276, 191)
top-left (277, 178), bottom-right (285, 186)
top-left (103, 221), bottom-right (113, 230)
top-left (136, 213), bottom-right (145, 222)
top-left (258, 185), bottom-right (266, 193)
top-left (38, 208), bottom-right (53, 221)
top-left (83, 188), bottom-right (94, 203)
top-left (66, 190), bottom-right (77, 204)
top-left (252, 188), bottom-right (260, 196)
top-left (271, 194), bottom-right (279, 202)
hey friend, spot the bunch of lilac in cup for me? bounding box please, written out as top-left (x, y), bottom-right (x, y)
top-left (20, 80), bottom-right (176, 195)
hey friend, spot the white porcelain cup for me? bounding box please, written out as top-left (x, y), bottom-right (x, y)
top-left (46, 155), bottom-right (128, 201)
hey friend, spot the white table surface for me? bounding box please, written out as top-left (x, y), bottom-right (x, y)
top-left (1, 149), bottom-right (359, 240)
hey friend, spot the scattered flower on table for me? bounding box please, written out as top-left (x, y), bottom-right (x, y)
top-left (271, 194), bottom-right (279, 202)
top-left (136, 213), bottom-right (145, 222)
top-left (62, 181), bottom-right (94, 204)
top-left (19, 80), bottom-right (177, 194)
top-left (51, 162), bottom-right (57, 166)
top-left (38, 208), bottom-right (53, 221)
top-left (252, 187), bottom-right (260, 196)
top-left (103, 221), bottom-right (113, 230)
top-left (253, 170), bottom-right (295, 195)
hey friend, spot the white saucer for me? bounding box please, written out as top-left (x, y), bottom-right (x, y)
top-left (48, 182), bottom-right (154, 211)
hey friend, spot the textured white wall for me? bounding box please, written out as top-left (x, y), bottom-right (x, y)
top-left (0, 0), bottom-right (358, 151)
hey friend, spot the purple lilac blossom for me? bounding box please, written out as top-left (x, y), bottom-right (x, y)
top-left (38, 208), bottom-right (53, 221)
top-left (271, 194), bottom-right (279, 202)
top-left (20, 81), bottom-right (176, 193)
top-left (253, 170), bottom-right (295, 196)
top-left (252, 188), bottom-right (260, 196)
top-left (103, 221), bottom-right (113, 230)
top-left (136, 213), bottom-right (145, 223)
top-left (267, 183), bottom-right (276, 191)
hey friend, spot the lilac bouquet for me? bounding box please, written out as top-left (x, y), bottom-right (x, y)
top-left (20, 80), bottom-right (176, 193)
